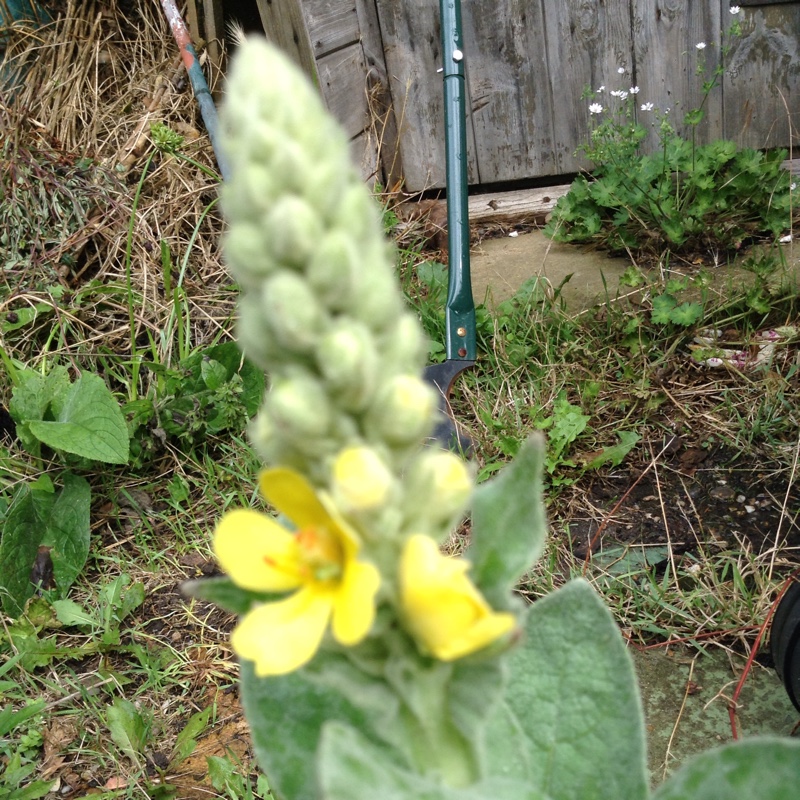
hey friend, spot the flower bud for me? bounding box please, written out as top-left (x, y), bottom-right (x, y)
top-left (317, 322), bottom-right (378, 411)
top-left (264, 371), bottom-right (331, 442)
top-left (376, 314), bottom-right (428, 373)
top-left (307, 230), bottom-right (359, 310)
top-left (366, 374), bottom-right (436, 446)
top-left (261, 270), bottom-right (326, 354)
top-left (332, 446), bottom-right (393, 512)
top-left (223, 224), bottom-right (279, 290)
top-left (404, 451), bottom-right (473, 533)
top-left (262, 195), bottom-right (321, 270)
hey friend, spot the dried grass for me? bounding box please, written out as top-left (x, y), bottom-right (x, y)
top-left (1, 0), bottom-right (232, 377)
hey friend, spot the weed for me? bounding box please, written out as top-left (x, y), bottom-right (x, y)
top-left (544, 15), bottom-right (796, 260)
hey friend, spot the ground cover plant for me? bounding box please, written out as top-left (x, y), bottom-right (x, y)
top-left (0, 2), bottom-right (798, 799)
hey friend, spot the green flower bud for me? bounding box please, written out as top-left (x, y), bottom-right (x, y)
top-left (366, 374), bottom-right (436, 446)
top-left (221, 162), bottom-right (276, 221)
top-left (376, 314), bottom-right (428, 374)
top-left (317, 321), bottom-right (378, 411)
top-left (403, 451), bottom-right (474, 535)
top-left (263, 371), bottom-right (331, 442)
top-left (261, 271), bottom-right (326, 354)
top-left (307, 230), bottom-right (360, 310)
top-left (236, 293), bottom-right (284, 370)
top-left (223, 225), bottom-right (280, 290)
top-left (262, 195), bottom-right (321, 270)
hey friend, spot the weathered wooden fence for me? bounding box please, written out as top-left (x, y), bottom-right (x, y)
top-left (250, 0), bottom-right (799, 192)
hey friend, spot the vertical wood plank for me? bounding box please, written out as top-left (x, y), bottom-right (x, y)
top-left (202, 0), bottom-right (225, 75)
top-left (255, 0), bottom-right (318, 80)
top-left (301, 0), bottom-right (360, 58)
top-left (632, 0), bottom-right (723, 151)
top-left (355, 0), bottom-right (404, 188)
top-left (542, 0), bottom-right (635, 173)
top-left (374, 0), bottom-right (479, 191)
top-left (723, 3), bottom-right (800, 149)
top-left (463, 0), bottom-right (558, 182)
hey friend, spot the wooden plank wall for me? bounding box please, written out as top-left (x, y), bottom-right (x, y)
top-left (258, 0), bottom-right (800, 193)
top-left (254, 0), bottom-right (400, 184)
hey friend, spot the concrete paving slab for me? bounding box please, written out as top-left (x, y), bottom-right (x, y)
top-left (470, 230), bottom-right (632, 309)
top-left (634, 647), bottom-right (797, 784)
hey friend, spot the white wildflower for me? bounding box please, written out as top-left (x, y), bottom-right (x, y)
top-left (791, 182), bottom-right (797, 191)
top-left (696, 42), bottom-right (707, 50)
top-left (617, 67), bottom-right (625, 74)
top-left (629, 86), bottom-right (640, 94)
top-left (596, 85), bottom-right (605, 93)
top-left (588, 102), bottom-right (604, 115)
top-left (640, 102), bottom-right (654, 112)
top-left (730, 6), bottom-right (741, 15)
top-left (779, 234), bottom-right (793, 244)
top-left (610, 89), bottom-right (628, 100)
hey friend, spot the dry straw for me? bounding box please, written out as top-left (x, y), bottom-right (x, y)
top-left (1, 0), bottom-right (231, 376)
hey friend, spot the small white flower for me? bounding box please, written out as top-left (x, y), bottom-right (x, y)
top-left (588, 102), bottom-right (604, 114)
top-left (596, 85), bottom-right (605, 93)
top-left (779, 234), bottom-right (793, 244)
top-left (730, 6), bottom-right (741, 15)
top-left (629, 86), bottom-right (640, 94)
top-left (640, 102), bottom-right (654, 112)
top-left (791, 182), bottom-right (797, 191)
top-left (617, 67), bottom-right (625, 74)
top-left (610, 89), bottom-right (628, 99)
top-left (696, 42), bottom-right (707, 50)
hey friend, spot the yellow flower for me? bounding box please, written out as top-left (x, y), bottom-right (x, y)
top-left (213, 468), bottom-right (380, 676)
top-left (400, 534), bottom-right (515, 661)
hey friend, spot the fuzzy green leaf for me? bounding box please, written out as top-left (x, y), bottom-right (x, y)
top-left (468, 435), bottom-right (547, 608)
top-left (653, 739), bottom-right (800, 800)
top-left (318, 721), bottom-right (548, 800)
top-left (492, 580), bottom-right (648, 800)
top-left (240, 658), bottom-right (371, 800)
top-left (27, 372), bottom-right (129, 464)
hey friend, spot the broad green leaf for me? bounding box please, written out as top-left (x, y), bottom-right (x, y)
top-left (8, 366), bottom-right (70, 455)
top-left (201, 357), bottom-right (228, 391)
top-left (51, 599), bottom-right (98, 629)
top-left (106, 697), bottom-right (147, 764)
top-left (0, 474), bottom-right (90, 617)
top-left (651, 294), bottom-right (677, 325)
top-left (468, 435), bottom-right (547, 608)
top-left (495, 580), bottom-right (648, 800)
top-left (28, 372), bottom-right (129, 464)
top-left (0, 486), bottom-right (56, 616)
top-left (240, 658), bottom-right (370, 800)
top-left (172, 706), bottom-right (212, 765)
top-left (318, 722), bottom-right (548, 800)
top-left (584, 430), bottom-right (640, 469)
top-left (668, 301), bottom-right (703, 327)
top-left (653, 738), bottom-right (800, 800)
top-left (42, 473), bottom-right (91, 593)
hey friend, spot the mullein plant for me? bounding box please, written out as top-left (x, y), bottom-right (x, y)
top-left (186, 36), bottom-right (800, 800)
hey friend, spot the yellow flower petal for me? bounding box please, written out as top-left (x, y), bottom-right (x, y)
top-left (259, 468), bottom-right (330, 529)
top-left (331, 560), bottom-right (381, 645)
top-left (232, 585), bottom-right (334, 676)
top-left (400, 534), bottom-right (515, 661)
top-left (213, 509), bottom-right (303, 592)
